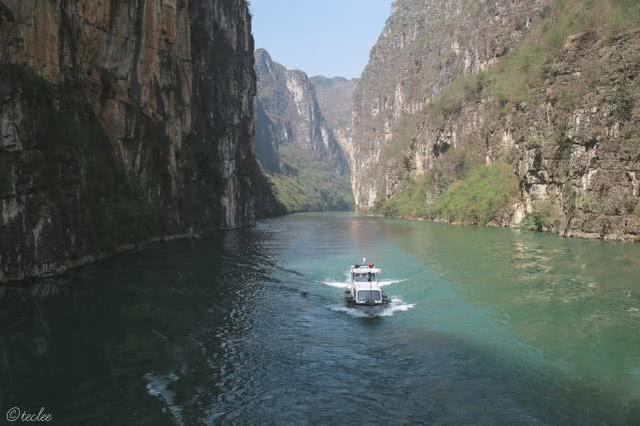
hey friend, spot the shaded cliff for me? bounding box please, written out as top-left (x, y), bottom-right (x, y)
top-left (352, 0), bottom-right (640, 241)
top-left (0, 0), bottom-right (259, 282)
top-left (310, 76), bottom-right (358, 154)
top-left (254, 49), bottom-right (353, 212)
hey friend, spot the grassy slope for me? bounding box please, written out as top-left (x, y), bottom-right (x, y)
top-left (436, 163), bottom-right (519, 225)
top-left (427, 0), bottom-right (640, 115)
top-left (267, 144), bottom-right (353, 213)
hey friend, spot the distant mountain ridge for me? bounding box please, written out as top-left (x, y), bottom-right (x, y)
top-left (310, 75), bottom-right (359, 175)
top-left (254, 49), bottom-right (354, 213)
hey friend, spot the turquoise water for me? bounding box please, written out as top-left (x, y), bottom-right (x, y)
top-left (0, 213), bottom-right (639, 424)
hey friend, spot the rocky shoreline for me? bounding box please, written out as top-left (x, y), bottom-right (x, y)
top-left (375, 211), bottom-right (640, 243)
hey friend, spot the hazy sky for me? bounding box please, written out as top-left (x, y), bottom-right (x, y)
top-left (250, 0), bottom-right (393, 79)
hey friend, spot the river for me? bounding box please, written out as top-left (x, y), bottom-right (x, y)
top-left (1, 213), bottom-right (639, 424)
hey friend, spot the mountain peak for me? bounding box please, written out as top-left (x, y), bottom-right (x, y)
top-left (254, 48), bottom-right (273, 66)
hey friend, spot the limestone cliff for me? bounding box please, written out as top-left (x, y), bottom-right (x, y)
top-left (352, 0), bottom-right (640, 241)
top-left (254, 49), bottom-right (353, 212)
top-left (310, 76), bottom-right (358, 158)
top-left (0, 0), bottom-right (258, 282)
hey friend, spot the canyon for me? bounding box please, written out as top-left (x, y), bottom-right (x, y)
top-left (2, 0), bottom-right (640, 285)
top-left (1, 2), bottom-right (639, 423)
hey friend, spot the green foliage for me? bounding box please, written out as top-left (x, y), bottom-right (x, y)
top-left (374, 177), bottom-right (428, 218)
top-left (428, 72), bottom-right (490, 119)
top-left (605, 0), bottom-right (640, 36)
top-left (267, 145), bottom-right (353, 213)
top-left (425, 0), bottom-right (640, 110)
top-left (521, 202), bottom-right (564, 234)
top-left (376, 161), bottom-right (518, 225)
top-left (371, 0), bottom-right (640, 232)
top-left (374, 146), bottom-right (485, 219)
top-left (544, 201), bottom-right (563, 228)
top-left (520, 212), bottom-right (547, 232)
top-left (435, 162), bottom-right (519, 225)
top-left (425, 145), bottom-right (484, 194)
top-left (498, 0), bottom-right (640, 102)
top-left (520, 200), bottom-right (562, 232)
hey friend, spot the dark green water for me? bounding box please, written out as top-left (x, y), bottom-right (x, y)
top-left (1, 213), bottom-right (639, 424)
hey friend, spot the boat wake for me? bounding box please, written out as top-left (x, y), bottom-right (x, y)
top-left (379, 279), bottom-right (407, 287)
top-left (144, 372), bottom-right (184, 425)
top-left (321, 280), bottom-right (350, 289)
top-left (329, 297), bottom-right (415, 318)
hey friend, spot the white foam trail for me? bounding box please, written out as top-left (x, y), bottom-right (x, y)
top-left (328, 305), bottom-right (370, 318)
top-left (321, 280), bottom-right (350, 289)
top-left (379, 297), bottom-right (416, 316)
top-left (329, 297), bottom-right (415, 318)
top-left (379, 279), bottom-right (407, 287)
top-left (144, 372), bottom-right (184, 425)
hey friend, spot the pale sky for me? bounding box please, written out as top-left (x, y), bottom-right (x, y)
top-left (250, 0), bottom-right (393, 78)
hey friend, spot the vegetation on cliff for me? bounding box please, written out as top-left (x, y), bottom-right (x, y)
top-left (254, 49), bottom-right (354, 214)
top-left (365, 0), bottom-right (640, 239)
top-left (375, 155), bottom-right (518, 226)
top-left (427, 0), bottom-right (640, 116)
top-left (268, 146), bottom-right (353, 213)
top-left (436, 163), bottom-right (519, 225)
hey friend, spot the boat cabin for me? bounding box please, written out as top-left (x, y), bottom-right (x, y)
top-left (350, 264), bottom-right (381, 283)
top-left (347, 264), bottom-right (387, 306)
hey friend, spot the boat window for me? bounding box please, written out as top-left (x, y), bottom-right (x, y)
top-left (354, 274), bottom-right (370, 282)
top-left (356, 290), bottom-right (382, 302)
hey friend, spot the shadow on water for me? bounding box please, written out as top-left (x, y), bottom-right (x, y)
top-left (0, 214), bottom-right (638, 424)
top-left (0, 228), bottom-right (276, 425)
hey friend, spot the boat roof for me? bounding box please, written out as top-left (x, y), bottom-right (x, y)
top-left (350, 265), bottom-right (381, 273)
top-left (353, 281), bottom-right (383, 291)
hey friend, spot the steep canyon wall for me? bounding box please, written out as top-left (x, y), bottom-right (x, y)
top-left (0, 0), bottom-right (258, 281)
top-left (352, 0), bottom-right (640, 241)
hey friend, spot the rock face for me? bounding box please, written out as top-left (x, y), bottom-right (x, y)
top-left (352, 0), bottom-right (551, 210)
top-left (0, 0), bottom-right (258, 282)
top-left (351, 0), bottom-right (640, 241)
top-left (254, 49), bottom-right (353, 212)
top-left (255, 49), bottom-right (349, 174)
top-left (310, 76), bottom-right (359, 157)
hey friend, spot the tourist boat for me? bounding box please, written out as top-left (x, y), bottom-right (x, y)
top-left (345, 259), bottom-right (389, 306)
